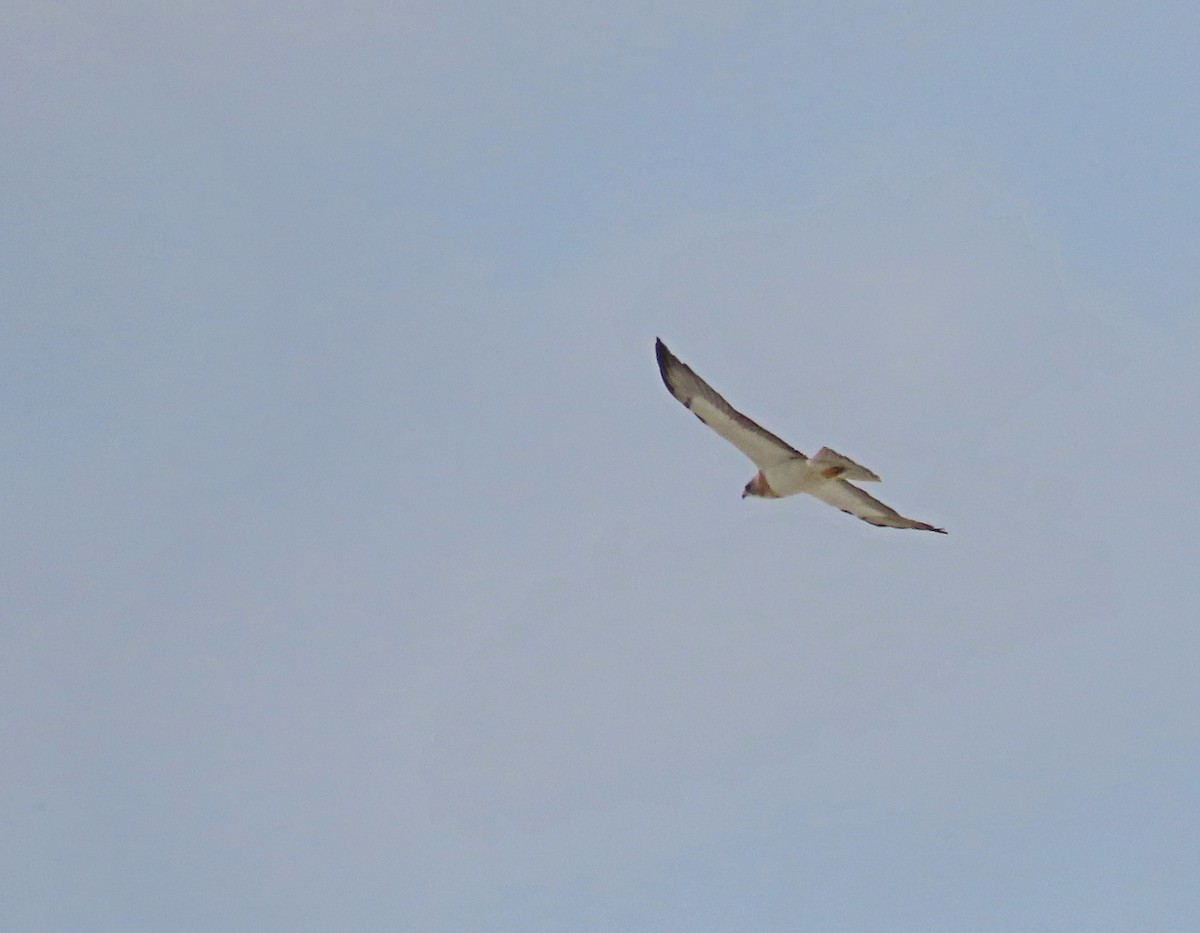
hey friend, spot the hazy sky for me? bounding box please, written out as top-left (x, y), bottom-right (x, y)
top-left (4, 3), bottom-right (1199, 930)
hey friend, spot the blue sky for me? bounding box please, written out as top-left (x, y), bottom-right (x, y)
top-left (4, 3), bottom-right (1199, 930)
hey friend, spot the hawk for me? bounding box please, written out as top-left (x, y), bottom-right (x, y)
top-left (655, 338), bottom-right (946, 533)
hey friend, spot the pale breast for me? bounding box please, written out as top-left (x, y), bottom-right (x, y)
top-left (761, 458), bottom-right (823, 498)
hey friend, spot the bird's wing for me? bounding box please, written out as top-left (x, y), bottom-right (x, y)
top-left (807, 479), bottom-right (947, 533)
top-left (656, 338), bottom-right (804, 469)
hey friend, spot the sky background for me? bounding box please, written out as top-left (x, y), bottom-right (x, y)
top-left (4, 2), bottom-right (1199, 930)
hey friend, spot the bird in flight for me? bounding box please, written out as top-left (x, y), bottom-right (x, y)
top-left (655, 338), bottom-right (946, 533)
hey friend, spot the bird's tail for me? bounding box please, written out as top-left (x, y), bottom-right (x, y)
top-left (812, 447), bottom-right (881, 482)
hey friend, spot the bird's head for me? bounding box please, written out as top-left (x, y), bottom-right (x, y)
top-left (742, 471), bottom-right (774, 499)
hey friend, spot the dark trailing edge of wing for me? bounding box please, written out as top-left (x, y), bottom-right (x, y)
top-left (843, 508), bottom-right (947, 533)
top-left (654, 337), bottom-right (805, 459)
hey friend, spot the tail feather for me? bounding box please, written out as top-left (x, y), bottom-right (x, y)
top-left (813, 447), bottom-right (880, 482)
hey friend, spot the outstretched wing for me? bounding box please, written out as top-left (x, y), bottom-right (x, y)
top-left (656, 338), bottom-right (804, 469)
top-left (807, 479), bottom-right (947, 533)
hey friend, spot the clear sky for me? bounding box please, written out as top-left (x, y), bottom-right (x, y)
top-left (4, 3), bottom-right (1199, 930)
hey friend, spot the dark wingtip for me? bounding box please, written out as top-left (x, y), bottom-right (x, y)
top-left (654, 338), bottom-right (675, 389)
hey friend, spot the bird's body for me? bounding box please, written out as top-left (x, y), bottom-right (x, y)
top-left (655, 338), bottom-right (946, 534)
top-left (756, 459), bottom-right (825, 498)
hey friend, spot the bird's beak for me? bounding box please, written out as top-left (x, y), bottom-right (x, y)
top-left (741, 489), bottom-right (748, 499)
